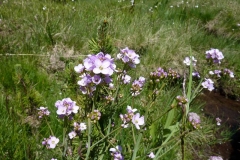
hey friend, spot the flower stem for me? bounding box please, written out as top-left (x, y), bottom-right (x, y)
top-left (86, 118), bottom-right (92, 160)
top-left (131, 133), bottom-right (143, 160)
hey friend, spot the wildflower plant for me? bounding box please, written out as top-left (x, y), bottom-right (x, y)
top-left (38, 47), bottom-right (235, 160)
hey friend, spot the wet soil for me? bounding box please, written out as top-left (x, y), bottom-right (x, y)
top-left (200, 91), bottom-right (240, 160)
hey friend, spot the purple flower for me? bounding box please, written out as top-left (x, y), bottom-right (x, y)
top-left (223, 69), bottom-right (234, 78)
top-left (188, 112), bottom-right (201, 129)
top-left (77, 73), bottom-right (92, 86)
top-left (150, 67), bottom-right (168, 82)
top-left (205, 49), bottom-right (224, 64)
top-left (103, 76), bottom-right (112, 84)
top-left (76, 52), bottom-right (116, 95)
top-left (110, 145), bottom-right (124, 160)
top-left (55, 98), bottom-right (79, 119)
top-left (192, 71), bottom-right (200, 78)
top-left (37, 107), bottom-right (50, 119)
top-left (202, 78), bottom-right (214, 91)
top-left (214, 70), bottom-right (221, 77)
top-left (183, 56), bottom-right (197, 66)
top-left (117, 47), bottom-right (140, 68)
top-left (209, 70), bottom-right (221, 77)
top-left (131, 76), bottom-right (146, 96)
top-left (92, 75), bottom-right (102, 85)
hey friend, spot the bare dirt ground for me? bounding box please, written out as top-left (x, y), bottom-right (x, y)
top-left (201, 91), bottom-right (240, 160)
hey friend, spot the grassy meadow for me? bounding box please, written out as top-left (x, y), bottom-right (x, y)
top-left (0, 0), bottom-right (240, 159)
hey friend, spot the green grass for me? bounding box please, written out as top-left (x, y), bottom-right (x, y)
top-left (0, 0), bottom-right (240, 159)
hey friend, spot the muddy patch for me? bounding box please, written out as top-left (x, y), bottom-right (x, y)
top-left (201, 91), bottom-right (240, 160)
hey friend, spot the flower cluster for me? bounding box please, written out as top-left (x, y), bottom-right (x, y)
top-left (105, 95), bottom-right (114, 103)
top-left (176, 95), bottom-right (188, 107)
top-left (205, 48), bottom-right (224, 64)
top-left (109, 145), bottom-right (124, 160)
top-left (68, 122), bottom-right (87, 139)
top-left (201, 78), bottom-right (214, 91)
top-left (183, 56), bottom-right (197, 66)
top-left (119, 71), bottom-right (131, 84)
top-left (149, 67), bottom-right (181, 84)
top-left (87, 110), bottom-right (101, 123)
top-left (209, 70), bottom-right (222, 78)
top-left (117, 47), bottom-right (140, 68)
top-left (74, 52), bottom-right (116, 95)
top-left (130, 76), bottom-right (146, 96)
top-left (37, 106), bottom-right (50, 119)
top-left (167, 68), bottom-right (181, 79)
top-left (223, 68), bottom-right (234, 78)
top-left (42, 136), bottom-right (59, 149)
top-left (55, 98), bottom-right (79, 119)
top-left (209, 68), bottom-right (234, 78)
top-left (188, 112), bottom-right (201, 129)
top-left (120, 106), bottom-right (137, 128)
top-left (150, 67), bottom-right (167, 81)
top-left (208, 156), bottom-right (223, 160)
top-left (120, 106), bottom-right (144, 129)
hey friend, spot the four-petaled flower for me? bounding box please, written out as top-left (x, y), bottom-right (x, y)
top-left (42, 136), bottom-right (59, 149)
top-left (132, 113), bottom-right (144, 130)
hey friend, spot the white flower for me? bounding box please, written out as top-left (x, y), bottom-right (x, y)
top-left (109, 83), bottom-right (114, 89)
top-left (109, 145), bottom-right (122, 153)
top-left (68, 131), bottom-right (77, 139)
top-left (79, 123), bottom-right (87, 131)
top-left (216, 117), bottom-right (222, 126)
top-left (148, 152), bottom-right (155, 158)
top-left (126, 106), bottom-right (137, 113)
top-left (74, 64), bottom-right (85, 73)
top-left (209, 156), bottom-right (223, 160)
top-left (93, 59), bottom-right (113, 75)
top-left (209, 71), bottom-right (214, 75)
top-left (132, 113), bottom-right (144, 130)
top-left (122, 75), bottom-right (131, 84)
top-left (47, 136), bottom-right (59, 149)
